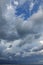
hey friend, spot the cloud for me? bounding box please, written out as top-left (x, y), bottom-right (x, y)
top-left (1, 0), bottom-right (43, 41)
top-left (0, 0), bottom-right (43, 64)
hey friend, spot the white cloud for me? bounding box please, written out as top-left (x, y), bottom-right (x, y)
top-left (3, 4), bottom-right (15, 21)
top-left (40, 40), bottom-right (43, 45)
top-left (14, 0), bottom-right (19, 6)
top-left (18, 0), bottom-right (26, 5)
top-left (29, 2), bottom-right (34, 11)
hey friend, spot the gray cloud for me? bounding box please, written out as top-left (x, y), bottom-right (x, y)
top-left (0, 0), bottom-right (43, 64)
top-left (0, 0), bottom-right (43, 41)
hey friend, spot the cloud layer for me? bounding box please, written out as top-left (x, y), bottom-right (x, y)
top-left (0, 0), bottom-right (43, 64)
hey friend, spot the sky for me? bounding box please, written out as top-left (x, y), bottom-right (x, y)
top-left (0, 0), bottom-right (43, 64)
